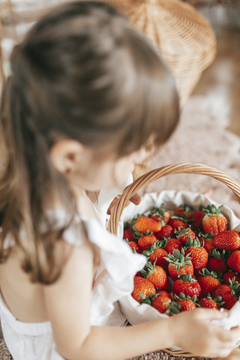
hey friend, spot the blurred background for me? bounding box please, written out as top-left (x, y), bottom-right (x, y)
top-left (189, 0), bottom-right (240, 138)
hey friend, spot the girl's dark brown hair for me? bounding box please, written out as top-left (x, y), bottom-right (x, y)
top-left (0, 1), bottom-right (179, 284)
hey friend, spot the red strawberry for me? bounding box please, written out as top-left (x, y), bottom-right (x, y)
top-left (156, 290), bottom-right (172, 300)
top-left (175, 227), bottom-right (196, 246)
top-left (213, 230), bottom-right (240, 251)
top-left (131, 276), bottom-right (156, 302)
top-left (168, 218), bottom-right (189, 231)
top-left (199, 233), bottom-right (215, 254)
top-left (165, 249), bottom-right (194, 281)
top-left (192, 210), bottom-right (205, 230)
top-left (150, 205), bottom-right (170, 224)
top-left (208, 249), bottom-right (228, 274)
top-left (227, 250), bottom-right (240, 273)
top-left (123, 223), bottom-right (135, 242)
top-left (224, 271), bottom-right (240, 285)
top-left (155, 225), bottom-right (174, 239)
top-left (201, 205), bottom-right (228, 236)
top-left (164, 238), bottom-right (182, 254)
top-left (149, 248), bottom-right (169, 271)
top-left (177, 299), bottom-right (196, 312)
top-left (223, 293), bottom-right (238, 310)
top-left (208, 258), bottom-right (228, 274)
top-left (141, 262), bottom-right (168, 290)
top-left (198, 269), bottom-right (221, 297)
top-left (213, 279), bottom-right (240, 310)
top-left (185, 238), bottom-right (209, 276)
top-left (125, 240), bottom-right (142, 254)
top-left (174, 204), bottom-right (193, 220)
top-left (151, 295), bottom-right (172, 314)
top-left (199, 295), bottom-right (223, 310)
top-left (138, 235), bottom-right (158, 251)
top-left (164, 277), bottom-right (173, 293)
top-left (213, 284), bottom-right (231, 299)
top-left (173, 274), bottom-right (201, 299)
top-left (133, 216), bottom-right (162, 234)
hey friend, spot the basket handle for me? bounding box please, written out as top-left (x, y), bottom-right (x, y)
top-left (108, 162), bottom-right (240, 235)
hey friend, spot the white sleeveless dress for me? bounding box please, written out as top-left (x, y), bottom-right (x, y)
top-left (0, 208), bottom-right (146, 360)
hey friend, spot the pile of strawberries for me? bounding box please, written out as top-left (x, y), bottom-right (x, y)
top-left (123, 203), bottom-right (240, 316)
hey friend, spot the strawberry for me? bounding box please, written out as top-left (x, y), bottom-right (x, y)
top-left (151, 295), bottom-right (172, 314)
top-left (223, 293), bottom-right (238, 310)
top-left (142, 240), bottom-right (169, 271)
top-left (213, 230), bottom-right (240, 251)
top-left (213, 284), bottom-right (231, 300)
top-left (164, 277), bottom-right (173, 293)
top-left (227, 250), bottom-right (240, 273)
top-left (131, 276), bottom-right (156, 302)
top-left (150, 205), bottom-right (170, 224)
top-left (123, 222), bottom-right (135, 242)
top-left (192, 210), bottom-right (205, 230)
top-left (175, 227), bottom-right (196, 246)
top-left (155, 225), bottom-right (174, 239)
top-left (149, 248), bottom-right (169, 271)
top-left (199, 295), bottom-right (224, 310)
top-left (125, 239), bottom-right (142, 254)
top-left (199, 232), bottom-right (215, 254)
top-left (176, 299), bottom-right (197, 312)
top-left (213, 279), bottom-right (240, 310)
top-left (138, 235), bottom-right (158, 251)
top-left (198, 269), bottom-right (221, 297)
top-left (156, 290), bottom-right (172, 300)
top-left (164, 238), bottom-right (182, 254)
top-left (185, 238), bottom-right (208, 276)
top-left (224, 271), bottom-right (240, 285)
top-left (174, 204), bottom-right (193, 220)
top-left (168, 218), bottom-right (189, 231)
top-left (141, 262), bottom-right (168, 290)
top-left (165, 249), bottom-right (194, 281)
top-left (173, 274), bottom-right (201, 299)
top-left (201, 205), bottom-right (228, 236)
top-left (133, 216), bottom-right (162, 234)
top-left (208, 249), bottom-right (228, 274)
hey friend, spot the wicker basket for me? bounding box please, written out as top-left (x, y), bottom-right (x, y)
top-left (108, 162), bottom-right (240, 357)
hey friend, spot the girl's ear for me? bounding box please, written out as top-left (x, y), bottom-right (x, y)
top-left (50, 139), bottom-right (84, 174)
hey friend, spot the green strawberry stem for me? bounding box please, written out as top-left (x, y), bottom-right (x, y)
top-left (174, 293), bottom-right (199, 305)
top-left (202, 204), bottom-right (223, 216)
top-left (164, 249), bottom-right (192, 272)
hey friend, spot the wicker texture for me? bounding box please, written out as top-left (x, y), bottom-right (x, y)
top-left (108, 162), bottom-right (240, 356)
top-left (104, 0), bottom-right (217, 107)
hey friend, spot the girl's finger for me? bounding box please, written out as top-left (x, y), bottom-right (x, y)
top-left (194, 308), bottom-right (228, 321)
top-left (129, 193), bottom-right (141, 205)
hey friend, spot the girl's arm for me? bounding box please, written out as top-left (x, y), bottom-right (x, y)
top-left (43, 240), bottom-right (240, 360)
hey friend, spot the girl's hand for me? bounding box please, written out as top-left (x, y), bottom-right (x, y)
top-left (169, 308), bottom-right (240, 358)
top-left (107, 193), bottom-right (141, 215)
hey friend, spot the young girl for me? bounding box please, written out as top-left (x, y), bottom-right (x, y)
top-left (0, 2), bottom-right (239, 360)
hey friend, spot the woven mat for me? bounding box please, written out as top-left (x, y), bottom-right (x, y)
top-left (1, 95), bottom-right (239, 359)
